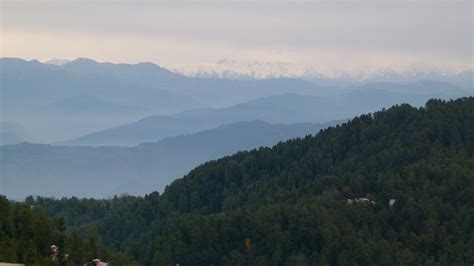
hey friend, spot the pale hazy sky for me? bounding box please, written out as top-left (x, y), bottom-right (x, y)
top-left (1, 0), bottom-right (473, 73)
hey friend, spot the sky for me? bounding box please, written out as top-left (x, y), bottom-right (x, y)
top-left (1, 0), bottom-right (473, 74)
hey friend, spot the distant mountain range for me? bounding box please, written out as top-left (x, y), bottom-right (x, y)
top-left (1, 57), bottom-right (333, 143)
top-left (1, 57), bottom-right (330, 115)
top-left (60, 82), bottom-right (470, 146)
top-left (1, 57), bottom-right (472, 145)
top-left (2, 57), bottom-right (473, 200)
top-left (172, 58), bottom-right (473, 88)
top-left (0, 120), bottom-right (338, 199)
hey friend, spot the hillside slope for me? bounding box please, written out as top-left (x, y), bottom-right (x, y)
top-left (29, 97), bottom-right (474, 265)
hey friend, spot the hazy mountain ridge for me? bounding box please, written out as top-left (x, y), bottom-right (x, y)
top-left (1, 57), bottom-right (329, 110)
top-left (1, 120), bottom-right (339, 199)
top-left (1, 57), bottom-right (471, 146)
top-left (1, 57), bottom-right (330, 143)
top-left (60, 83), bottom-right (470, 146)
top-left (40, 94), bottom-right (147, 115)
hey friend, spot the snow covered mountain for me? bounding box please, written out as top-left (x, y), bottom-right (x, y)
top-left (172, 59), bottom-right (473, 88)
top-left (172, 59), bottom-right (314, 80)
top-left (45, 58), bottom-right (71, 66)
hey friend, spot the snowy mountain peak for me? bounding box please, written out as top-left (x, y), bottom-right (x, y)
top-left (172, 59), bottom-right (313, 80)
top-left (45, 58), bottom-right (71, 66)
top-left (170, 58), bottom-right (472, 88)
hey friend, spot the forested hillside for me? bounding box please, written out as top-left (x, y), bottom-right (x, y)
top-left (8, 98), bottom-right (474, 265)
top-left (0, 196), bottom-right (135, 265)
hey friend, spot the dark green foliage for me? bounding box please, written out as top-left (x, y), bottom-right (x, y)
top-left (0, 196), bottom-right (135, 265)
top-left (18, 98), bottom-right (474, 265)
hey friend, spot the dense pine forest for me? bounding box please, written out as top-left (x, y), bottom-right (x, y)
top-left (0, 196), bottom-right (134, 265)
top-left (2, 97), bottom-right (474, 265)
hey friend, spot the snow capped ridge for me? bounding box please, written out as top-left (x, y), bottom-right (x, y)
top-left (172, 59), bottom-right (472, 85)
top-left (44, 58), bottom-right (98, 66)
top-left (185, 68), bottom-right (255, 80)
top-left (40, 57), bottom-right (471, 88)
top-left (172, 59), bottom-right (311, 80)
top-left (356, 66), bottom-right (473, 84)
top-left (45, 58), bottom-right (71, 66)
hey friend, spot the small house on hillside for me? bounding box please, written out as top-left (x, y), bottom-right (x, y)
top-left (347, 197), bottom-right (375, 205)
